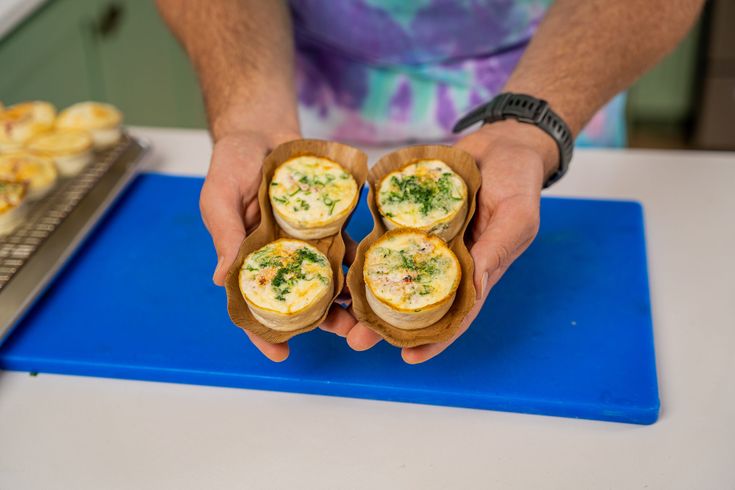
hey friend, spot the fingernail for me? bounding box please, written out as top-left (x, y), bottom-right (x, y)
top-left (213, 256), bottom-right (223, 283)
top-left (477, 272), bottom-right (488, 300)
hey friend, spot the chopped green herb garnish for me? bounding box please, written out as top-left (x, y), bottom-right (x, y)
top-left (322, 196), bottom-right (339, 215)
top-left (268, 247), bottom-right (327, 300)
top-left (382, 171), bottom-right (461, 216)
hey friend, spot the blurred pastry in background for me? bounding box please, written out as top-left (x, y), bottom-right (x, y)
top-left (0, 152), bottom-right (58, 200)
top-left (0, 180), bottom-right (27, 235)
top-left (27, 129), bottom-right (93, 177)
top-left (0, 101), bottom-right (56, 150)
top-left (57, 102), bottom-right (123, 149)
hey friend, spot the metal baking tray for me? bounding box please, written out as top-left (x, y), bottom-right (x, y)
top-left (0, 134), bottom-right (148, 342)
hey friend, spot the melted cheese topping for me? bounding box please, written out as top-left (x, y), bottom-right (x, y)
top-left (57, 102), bottom-right (122, 130)
top-left (27, 129), bottom-right (92, 156)
top-left (0, 101), bottom-right (56, 144)
top-left (0, 152), bottom-right (57, 193)
top-left (377, 160), bottom-right (466, 228)
top-left (364, 230), bottom-right (460, 311)
top-left (240, 239), bottom-right (332, 314)
top-left (0, 180), bottom-right (27, 215)
top-left (270, 156), bottom-right (357, 228)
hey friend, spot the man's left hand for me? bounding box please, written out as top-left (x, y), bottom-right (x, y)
top-left (322, 120), bottom-right (559, 363)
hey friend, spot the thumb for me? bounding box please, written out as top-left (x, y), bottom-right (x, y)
top-left (201, 184), bottom-right (246, 286)
top-left (470, 200), bottom-right (539, 300)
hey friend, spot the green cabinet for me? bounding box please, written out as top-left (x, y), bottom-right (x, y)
top-left (0, 0), bottom-right (207, 128)
top-left (0, 0), bottom-right (96, 107)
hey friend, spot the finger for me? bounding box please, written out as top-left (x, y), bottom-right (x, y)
top-left (335, 283), bottom-right (352, 308)
top-left (401, 295), bottom-right (484, 364)
top-left (319, 304), bottom-right (358, 338)
top-left (244, 331), bottom-right (290, 362)
top-left (243, 196), bottom-right (261, 235)
top-left (201, 183), bottom-right (246, 286)
top-left (343, 230), bottom-right (358, 266)
top-left (346, 322), bottom-right (382, 351)
top-left (471, 197), bottom-right (539, 299)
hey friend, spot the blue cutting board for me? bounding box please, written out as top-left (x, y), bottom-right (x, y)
top-left (0, 173), bottom-right (659, 424)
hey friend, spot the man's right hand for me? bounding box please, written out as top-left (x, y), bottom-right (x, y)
top-left (200, 129), bottom-right (300, 361)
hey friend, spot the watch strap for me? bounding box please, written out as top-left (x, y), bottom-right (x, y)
top-left (452, 93), bottom-right (574, 188)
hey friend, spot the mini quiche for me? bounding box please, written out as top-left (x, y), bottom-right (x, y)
top-left (269, 156), bottom-right (358, 239)
top-left (364, 228), bottom-right (461, 330)
top-left (0, 152), bottom-right (58, 200)
top-left (56, 102), bottom-right (123, 149)
top-left (0, 101), bottom-right (56, 149)
top-left (0, 180), bottom-right (27, 235)
top-left (377, 160), bottom-right (468, 241)
top-left (239, 239), bottom-right (333, 331)
top-left (27, 129), bottom-right (93, 177)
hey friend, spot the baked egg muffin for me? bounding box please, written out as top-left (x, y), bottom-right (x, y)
top-left (377, 160), bottom-right (467, 241)
top-left (364, 229), bottom-right (461, 330)
top-left (0, 151), bottom-right (58, 200)
top-left (27, 129), bottom-right (93, 176)
top-left (269, 156), bottom-right (358, 239)
top-left (0, 101), bottom-right (56, 149)
top-left (0, 180), bottom-right (27, 235)
top-left (239, 239), bottom-right (333, 331)
top-left (56, 102), bottom-right (122, 149)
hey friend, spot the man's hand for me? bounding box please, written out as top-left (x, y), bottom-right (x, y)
top-left (328, 120), bottom-right (558, 363)
top-left (158, 0), bottom-right (301, 361)
top-left (202, 129), bottom-right (299, 362)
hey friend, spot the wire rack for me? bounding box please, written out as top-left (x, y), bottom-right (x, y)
top-left (0, 134), bottom-right (148, 339)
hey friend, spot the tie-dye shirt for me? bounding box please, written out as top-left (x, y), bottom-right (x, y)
top-left (290, 0), bottom-right (625, 148)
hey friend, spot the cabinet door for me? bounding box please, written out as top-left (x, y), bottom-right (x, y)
top-left (0, 0), bottom-right (100, 108)
top-left (89, 0), bottom-right (207, 128)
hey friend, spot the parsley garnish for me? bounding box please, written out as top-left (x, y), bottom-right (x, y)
top-left (382, 171), bottom-right (461, 216)
top-left (266, 247), bottom-right (327, 301)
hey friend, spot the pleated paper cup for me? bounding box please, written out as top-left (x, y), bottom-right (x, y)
top-left (225, 139), bottom-right (368, 343)
top-left (346, 145), bottom-right (480, 347)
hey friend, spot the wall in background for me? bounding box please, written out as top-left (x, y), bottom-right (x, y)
top-left (0, 0), bottom-right (207, 128)
top-left (627, 21), bottom-right (702, 127)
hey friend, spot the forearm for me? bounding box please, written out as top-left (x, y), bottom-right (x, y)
top-left (157, 0), bottom-right (299, 140)
top-left (505, 0), bottom-right (704, 136)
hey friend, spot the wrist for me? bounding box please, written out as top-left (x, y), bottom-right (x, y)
top-left (209, 81), bottom-right (300, 143)
top-left (475, 120), bottom-right (560, 181)
top-left (213, 105), bottom-right (300, 144)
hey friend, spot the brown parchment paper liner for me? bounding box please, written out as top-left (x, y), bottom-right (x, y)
top-left (225, 139), bottom-right (368, 343)
top-left (346, 145), bottom-right (480, 348)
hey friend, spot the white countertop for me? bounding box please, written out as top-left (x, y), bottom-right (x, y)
top-left (1, 126), bottom-right (734, 489)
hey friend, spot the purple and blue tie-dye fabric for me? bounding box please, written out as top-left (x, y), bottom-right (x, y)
top-left (290, 0), bottom-right (626, 147)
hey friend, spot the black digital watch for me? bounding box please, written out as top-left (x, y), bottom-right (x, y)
top-left (452, 93), bottom-right (574, 188)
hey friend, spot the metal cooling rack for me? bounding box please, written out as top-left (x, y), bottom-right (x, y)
top-left (0, 134), bottom-right (149, 342)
